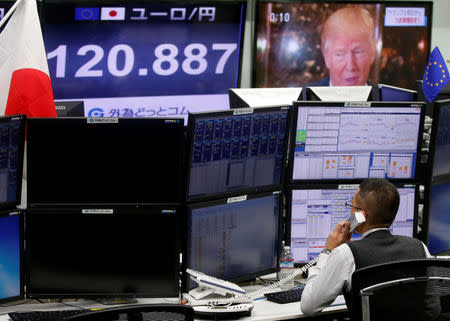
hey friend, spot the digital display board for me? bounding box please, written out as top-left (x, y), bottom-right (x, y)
top-left (41, 1), bottom-right (246, 122)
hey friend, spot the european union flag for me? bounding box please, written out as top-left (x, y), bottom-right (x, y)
top-left (422, 47), bottom-right (450, 102)
top-left (75, 8), bottom-right (100, 21)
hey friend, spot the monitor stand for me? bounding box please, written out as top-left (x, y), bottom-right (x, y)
top-left (95, 298), bottom-right (138, 305)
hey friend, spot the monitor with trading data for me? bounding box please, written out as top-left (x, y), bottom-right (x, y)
top-left (288, 184), bottom-right (417, 264)
top-left (290, 101), bottom-right (424, 182)
top-left (41, 1), bottom-right (246, 122)
top-left (187, 192), bottom-right (281, 283)
top-left (27, 118), bottom-right (185, 205)
top-left (187, 106), bottom-right (290, 201)
top-left (25, 206), bottom-right (180, 298)
top-left (0, 115), bottom-right (26, 209)
top-left (0, 210), bottom-right (22, 303)
top-left (426, 99), bottom-right (450, 255)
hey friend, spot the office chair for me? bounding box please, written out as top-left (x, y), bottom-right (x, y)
top-left (350, 258), bottom-right (450, 321)
top-left (65, 304), bottom-right (195, 321)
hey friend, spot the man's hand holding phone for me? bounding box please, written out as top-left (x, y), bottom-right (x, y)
top-left (324, 221), bottom-right (352, 252)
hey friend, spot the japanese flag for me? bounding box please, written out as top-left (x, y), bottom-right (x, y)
top-left (101, 7), bottom-right (125, 20)
top-left (0, 0), bottom-right (56, 117)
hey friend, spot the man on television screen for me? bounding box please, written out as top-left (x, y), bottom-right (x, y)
top-left (309, 7), bottom-right (376, 86)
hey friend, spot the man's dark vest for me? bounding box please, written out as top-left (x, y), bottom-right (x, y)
top-left (343, 229), bottom-right (426, 309)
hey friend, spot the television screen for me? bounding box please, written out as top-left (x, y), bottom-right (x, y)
top-left (0, 115), bottom-right (26, 210)
top-left (290, 101), bottom-right (424, 182)
top-left (186, 106), bottom-right (290, 201)
top-left (0, 210), bottom-right (22, 303)
top-left (25, 206), bottom-right (180, 298)
top-left (41, 1), bottom-right (246, 123)
top-left (27, 117), bottom-right (185, 206)
top-left (254, 1), bottom-right (432, 89)
top-left (288, 184), bottom-right (417, 264)
top-left (187, 191), bottom-right (280, 283)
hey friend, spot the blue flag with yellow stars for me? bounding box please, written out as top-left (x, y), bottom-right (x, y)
top-left (422, 47), bottom-right (449, 102)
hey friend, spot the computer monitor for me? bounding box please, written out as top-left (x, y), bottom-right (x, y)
top-left (25, 206), bottom-right (180, 299)
top-left (0, 115), bottom-right (26, 210)
top-left (186, 106), bottom-right (291, 201)
top-left (187, 191), bottom-right (281, 284)
top-left (287, 184), bottom-right (418, 264)
top-left (41, 1), bottom-right (246, 123)
top-left (228, 87), bottom-right (302, 108)
top-left (0, 210), bottom-right (23, 303)
top-left (27, 117), bottom-right (185, 206)
top-left (289, 101), bottom-right (425, 182)
top-left (378, 84), bottom-right (417, 102)
top-left (425, 99), bottom-right (450, 255)
top-left (304, 86), bottom-right (376, 102)
top-left (254, 1), bottom-right (432, 89)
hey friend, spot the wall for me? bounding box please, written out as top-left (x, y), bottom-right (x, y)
top-left (239, 0), bottom-right (450, 88)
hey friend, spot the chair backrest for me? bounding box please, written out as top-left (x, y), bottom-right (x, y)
top-left (66, 304), bottom-right (195, 321)
top-left (350, 258), bottom-right (450, 321)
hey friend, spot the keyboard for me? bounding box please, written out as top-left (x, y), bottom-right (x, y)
top-left (264, 286), bottom-right (305, 304)
top-left (9, 309), bottom-right (90, 321)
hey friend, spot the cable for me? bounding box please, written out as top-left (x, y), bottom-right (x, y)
top-left (209, 256), bottom-right (319, 306)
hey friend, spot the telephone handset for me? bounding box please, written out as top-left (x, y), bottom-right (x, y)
top-left (347, 211), bottom-right (366, 232)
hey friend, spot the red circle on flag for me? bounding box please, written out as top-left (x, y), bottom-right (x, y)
top-left (109, 10), bottom-right (117, 17)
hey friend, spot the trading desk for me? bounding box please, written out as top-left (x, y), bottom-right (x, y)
top-left (0, 296), bottom-right (347, 321)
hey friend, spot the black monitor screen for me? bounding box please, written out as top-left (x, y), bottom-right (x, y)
top-left (0, 115), bottom-right (25, 209)
top-left (0, 211), bottom-right (22, 303)
top-left (427, 179), bottom-right (450, 255)
top-left (426, 99), bottom-right (450, 255)
top-left (291, 102), bottom-right (424, 182)
top-left (25, 207), bottom-right (180, 298)
top-left (430, 100), bottom-right (450, 177)
top-left (379, 84), bottom-right (417, 101)
top-left (254, 1), bottom-right (432, 89)
top-left (288, 184), bottom-right (417, 264)
top-left (41, 1), bottom-right (246, 123)
top-left (187, 106), bottom-right (290, 200)
top-left (27, 118), bottom-right (184, 205)
top-left (188, 192), bottom-right (280, 282)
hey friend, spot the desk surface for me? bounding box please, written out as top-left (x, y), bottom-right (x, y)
top-left (0, 296), bottom-right (346, 321)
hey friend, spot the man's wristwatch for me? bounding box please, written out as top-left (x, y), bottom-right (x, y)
top-left (321, 248), bottom-right (331, 254)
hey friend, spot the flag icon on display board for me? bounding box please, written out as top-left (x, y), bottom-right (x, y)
top-left (101, 7), bottom-right (125, 20)
top-left (75, 8), bottom-right (100, 21)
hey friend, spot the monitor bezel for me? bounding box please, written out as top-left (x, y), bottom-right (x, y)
top-left (184, 190), bottom-right (282, 290)
top-left (26, 117), bottom-right (186, 207)
top-left (24, 205), bottom-right (182, 299)
top-left (185, 105), bottom-right (292, 203)
top-left (0, 210), bottom-right (24, 303)
top-left (0, 114), bottom-right (26, 211)
top-left (423, 99), bottom-right (450, 255)
top-left (287, 101), bottom-right (426, 184)
top-left (285, 182), bottom-right (420, 266)
top-left (252, 0), bottom-right (433, 89)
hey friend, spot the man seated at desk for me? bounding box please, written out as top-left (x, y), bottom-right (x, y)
top-left (300, 178), bottom-right (431, 314)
